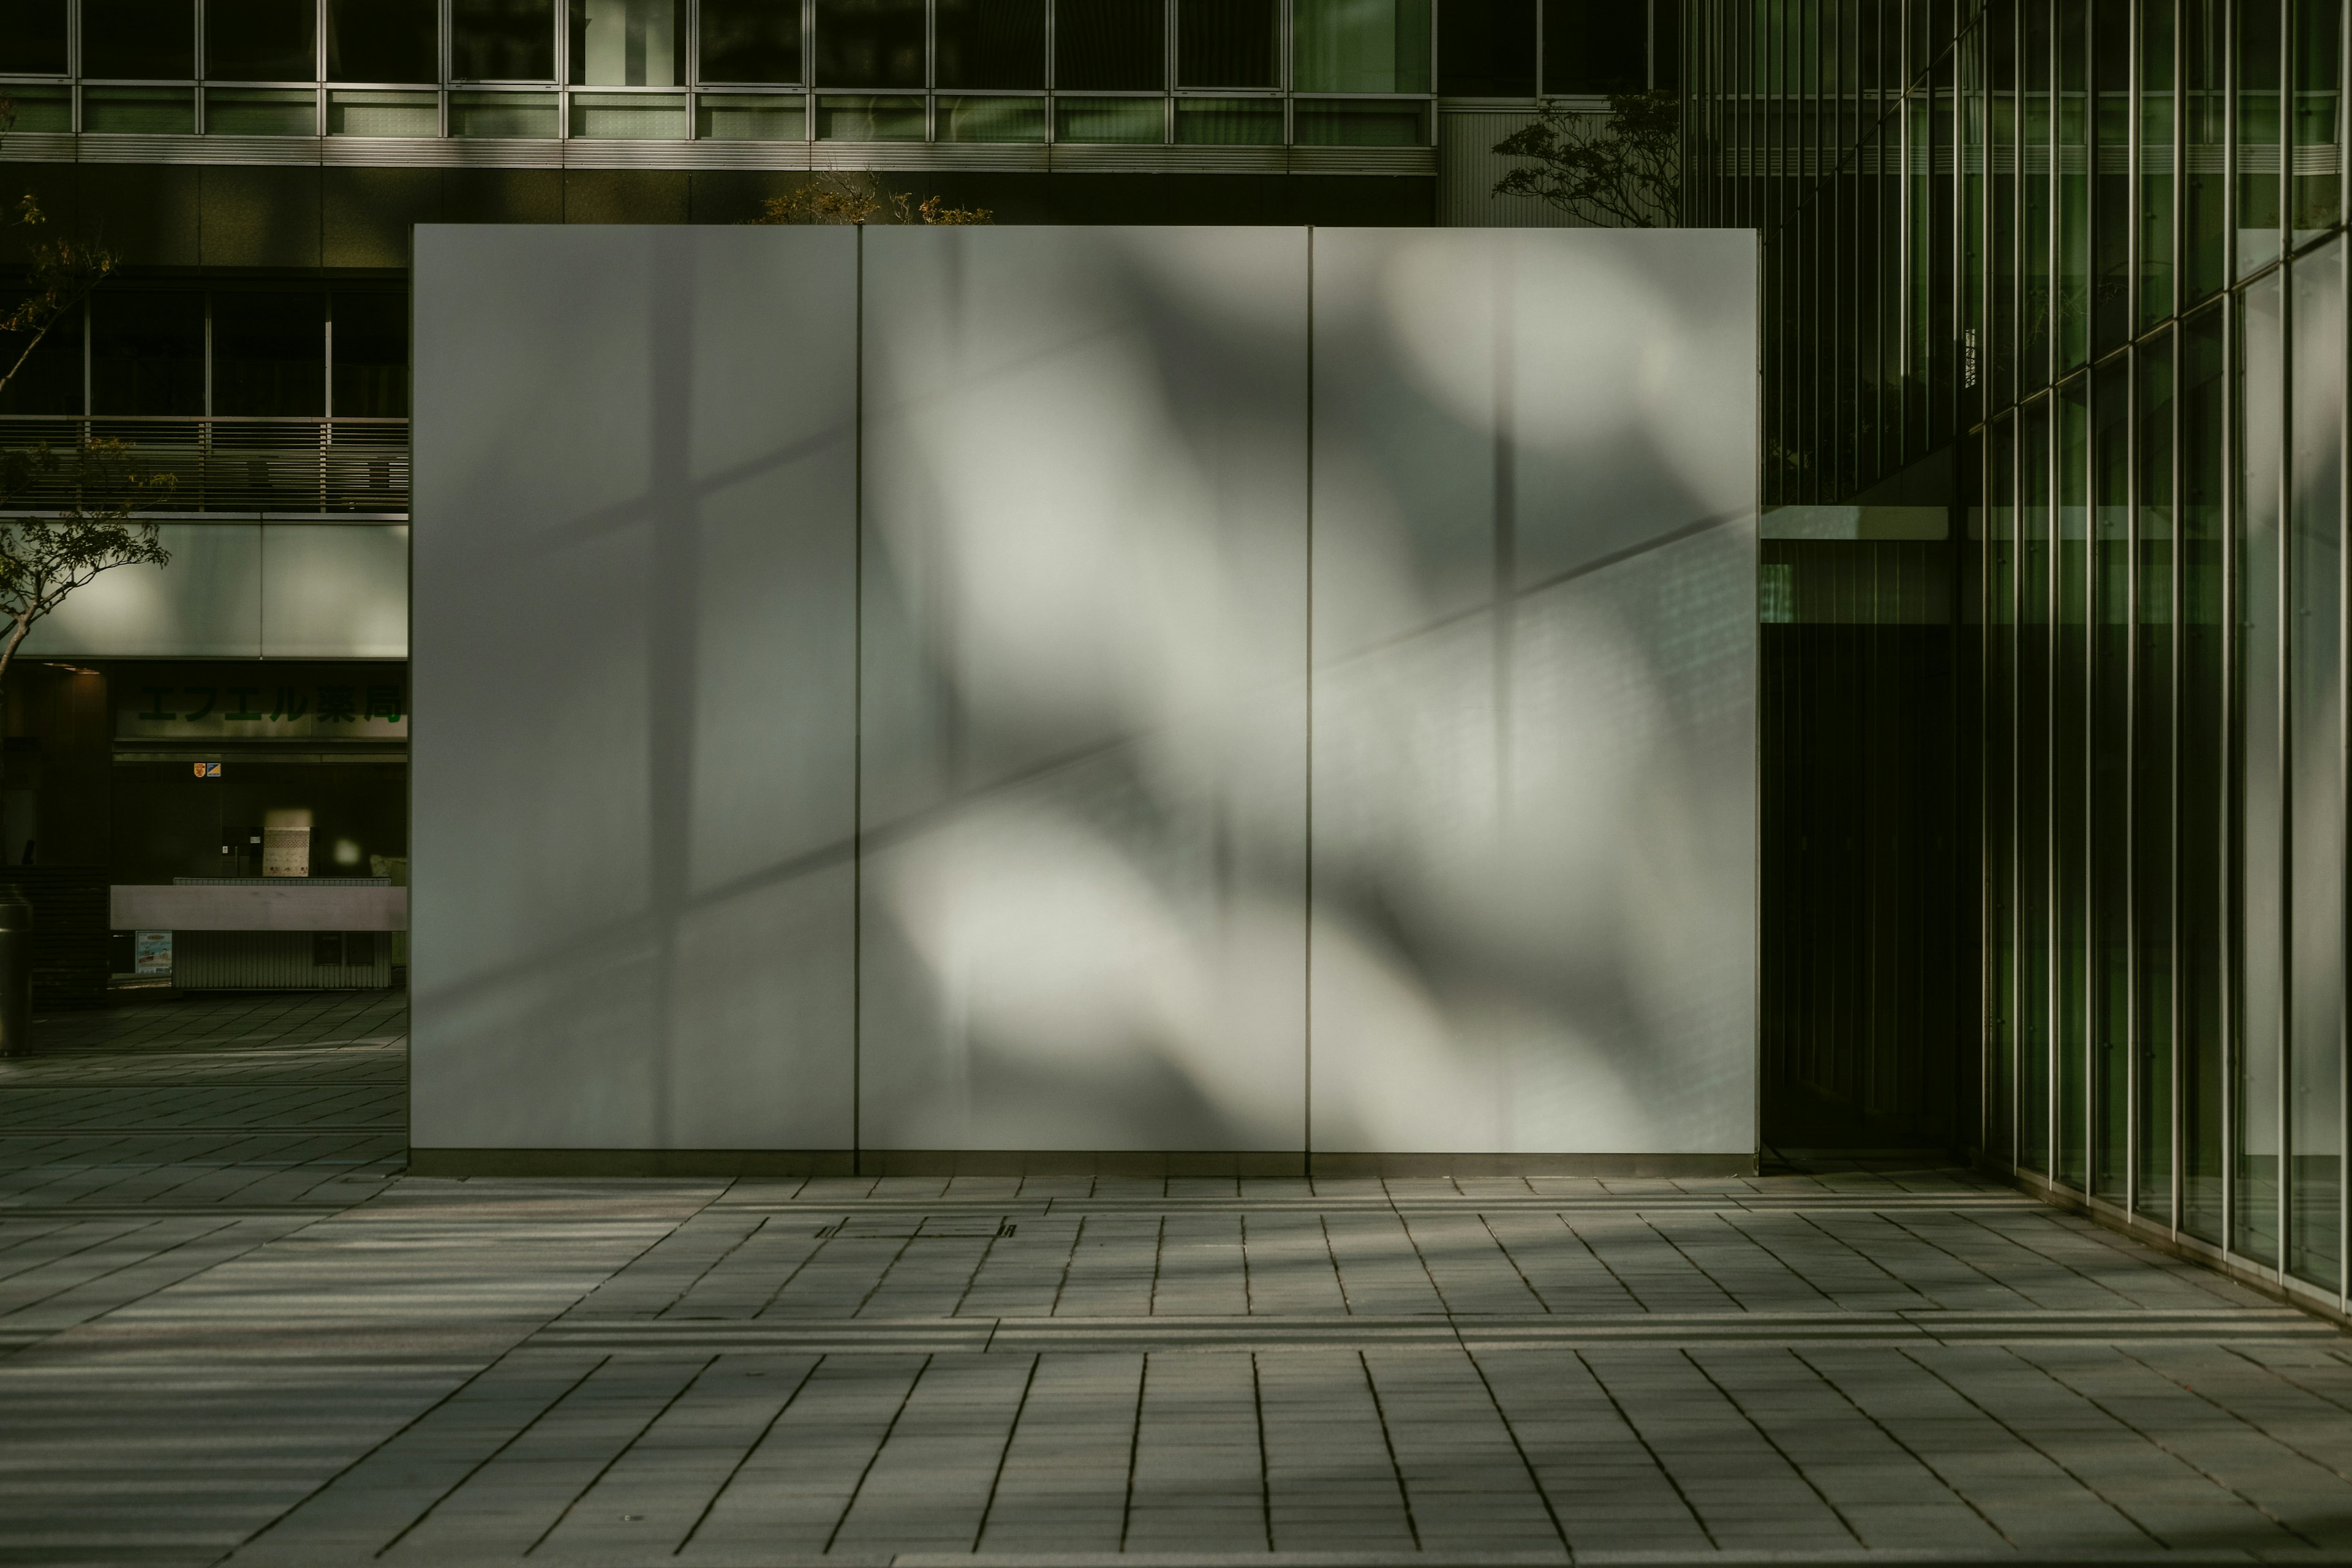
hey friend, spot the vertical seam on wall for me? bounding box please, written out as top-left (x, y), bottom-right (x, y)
top-left (853, 223), bottom-right (864, 1178)
top-left (1303, 225), bottom-right (1314, 1183)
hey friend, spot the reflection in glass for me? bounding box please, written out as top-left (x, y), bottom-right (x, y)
top-left (2057, 378), bottom-right (2090, 1190)
top-left (1991, 9), bottom-right (2016, 409)
top-left (698, 0), bottom-right (800, 83)
top-left (1294, 0), bottom-right (1430, 94)
top-left (938, 95), bottom-right (1044, 141)
top-left (2021, 0), bottom-right (2051, 393)
top-left (205, 87), bottom-right (315, 134)
top-left (448, 89), bottom-right (558, 134)
top-left (1174, 96), bottom-right (1281, 141)
top-left (2056, 0), bottom-right (2088, 371)
top-left (813, 0), bottom-right (923, 88)
top-left (2017, 396), bottom-right (2052, 1175)
top-left (2237, 272), bottom-right (2285, 1267)
top-left (1178, 0), bottom-right (1278, 87)
top-left (2134, 328), bottom-right (2174, 1224)
top-left (92, 293), bottom-right (204, 416)
top-left (453, 0), bottom-right (555, 79)
top-left (570, 0), bottom-right (682, 86)
top-left (2289, 238), bottom-right (2345, 1289)
top-left (1294, 97), bottom-right (1426, 145)
top-left (2237, 0), bottom-right (2282, 279)
top-left (2179, 304), bottom-right (2226, 1243)
top-left (328, 0), bottom-right (439, 83)
top-left (82, 0), bottom-right (194, 79)
top-left (206, 0), bottom-right (315, 80)
top-left (937, 0), bottom-right (1045, 89)
top-left (570, 91), bottom-right (686, 136)
top-left (328, 89), bottom-right (437, 134)
top-left (0, 87), bottom-right (69, 129)
top-left (81, 86), bottom-right (194, 132)
top-left (695, 93), bottom-right (804, 138)
top-left (2293, 0), bottom-right (2342, 246)
top-left (1056, 0), bottom-right (1163, 90)
top-left (2090, 0), bottom-right (2128, 353)
top-left (2138, 0), bottom-right (2173, 329)
top-left (815, 93), bottom-right (923, 137)
top-left (1055, 96), bottom-right (1163, 141)
top-left (2090, 352), bottom-right (2131, 1202)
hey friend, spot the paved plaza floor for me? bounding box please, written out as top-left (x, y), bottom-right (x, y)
top-left (3, 995), bottom-right (2351, 1566)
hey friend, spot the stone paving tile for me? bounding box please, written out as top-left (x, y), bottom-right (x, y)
top-left (4, 994), bottom-right (2352, 1566)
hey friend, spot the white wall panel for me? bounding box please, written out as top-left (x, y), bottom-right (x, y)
top-left (410, 225), bottom-right (859, 1152)
top-left (262, 524), bottom-right (410, 658)
top-left (1308, 228), bottom-right (1758, 1155)
top-left (858, 227), bottom-right (1310, 1152)
top-left (22, 523), bottom-right (262, 657)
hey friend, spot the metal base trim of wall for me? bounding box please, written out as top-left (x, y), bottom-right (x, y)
top-left (1991, 1159), bottom-right (2352, 1332)
top-left (405, 1148), bottom-right (1761, 1179)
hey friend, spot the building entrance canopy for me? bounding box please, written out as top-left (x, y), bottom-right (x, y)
top-left (411, 223), bottom-right (1758, 1171)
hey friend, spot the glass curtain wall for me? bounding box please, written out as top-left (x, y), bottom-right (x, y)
top-left (1687, 0), bottom-right (2351, 1316)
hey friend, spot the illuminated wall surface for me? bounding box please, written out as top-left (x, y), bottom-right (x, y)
top-left (410, 224), bottom-right (1758, 1158)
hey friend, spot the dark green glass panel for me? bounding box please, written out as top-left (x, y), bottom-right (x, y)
top-left (2134, 329), bottom-right (2174, 1225)
top-left (2138, 0), bottom-right (2173, 328)
top-left (2239, 0), bottom-right (2283, 279)
top-left (2018, 396), bottom-right (2053, 1174)
top-left (2293, 0), bottom-right (2342, 244)
top-left (211, 290), bottom-right (324, 416)
top-left (2056, 0), bottom-right (2088, 370)
top-left (2236, 273), bottom-right (2286, 1267)
top-left (2182, 0), bottom-right (2225, 298)
top-left (1992, 6), bottom-right (2017, 407)
top-left (91, 292), bottom-right (203, 415)
top-left (1057, 0), bottom-right (1163, 90)
top-left (2057, 377), bottom-right (2091, 1191)
top-left (2179, 304), bottom-right (2226, 1244)
top-left (2021, 0), bottom-right (2051, 391)
top-left (2090, 351), bottom-right (2132, 1203)
top-left (1988, 413), bottom-right (2018, 1164)
top-left (2092, 0), bottom-right (2128, 352)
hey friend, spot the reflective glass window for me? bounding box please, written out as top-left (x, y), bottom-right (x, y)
top-left (206, 86), bottom-right (317, 132)
top-left (2288, 237), bottom-right (2345, 1289)
top-left (938, 94), bottom-right (1043, 140)
top-left (206, 0), bottom-right (316, 80)
top-left (2292, 0), bottom-right (2341, 245)
top-left (333, 294), bottom-right (407, 417)
top-left (2237, 272), bottom-right (2286, 1267)
top-left (813, 0), bottom-right (924, 89)
top-left (2138, 0), bottom-right (2173, 327)
top-left (936, 0), bottom-right (1043, 89)
top-left (2057, 377), bottom-right (2090, 1191)
top-left (92, 293), bottom-right (204, 416)
top-left (1438, 0), bottom-right (1534, 97)
top-left (699, 0), bottom-right (801, 83)
top-left (1056, 0), bottom-right (1162, 91)
top-left (570, 0), bottom-right (682, 86)
top-left (81, 85), bottom-right (195, 130)
top-left (1294, 0), bottom-right (1428, 94)
top-left (328, 0), bottom-right (439, 82)
top-left (453, 0), bottom-right (556, 80)
top-left (2017, 394), bottom-right (2052, 1175)
top-left (212, 292), bottom-right (325, 417)
top-left (1055, 95), bottom-right (1161, 140)
top-left (2021, 0), bottom-right (2050, 392)
top-left (2182, 0), bottom-right (2225, 298)
top-left (1294, 97), bottom-right (1425, 143)
top-left (2133, 328), bottom-right (2174, 1224)
top-left (0, 86), bottom-right (70, 129)
top-left (1173, 94), bottom-right (1280, 140)
top-left (696, 92), bottom-right (804, 136)
top-left (1987, 413), bottom-right (2018, 1163)
top-left (2090, 352), bottom-right (2131, 1203)
top-left (83, 0), bottom-right (195, 78)
top-left (2179, 303), bottom-right (2227, 1243)
top-left (2056, 0), bottom-right (2088, 371)
top-left (2239, 0), bottom-right (2283, 278)
top-left (2090, 0), bottom-right (2128, 352)
top-left (0, 1), bottom-right (68, 75)
top-left (1178, 0), bottom-right (1276, 88)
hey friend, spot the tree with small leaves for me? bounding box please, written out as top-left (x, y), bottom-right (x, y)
top-left (1491, 89), bottom-right (1681, 229)
top-left (0, 94), bottom-right (173, 826)
top-left (753, 171), bottom-right (995, 227)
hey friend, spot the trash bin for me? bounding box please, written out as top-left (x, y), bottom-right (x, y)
top-left (0, 887), bottom-right (30, 1057)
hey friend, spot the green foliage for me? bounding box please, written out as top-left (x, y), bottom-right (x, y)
top-left (1491, 90), bottom-right (1681, 229)
top-left (753, 171), bottom-right (995, 227)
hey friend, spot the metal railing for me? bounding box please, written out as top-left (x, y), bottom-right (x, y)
top-left (0, 416), bottom-right (409, 517)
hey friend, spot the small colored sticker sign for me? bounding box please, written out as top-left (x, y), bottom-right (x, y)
top-left (192, 762), bottom-right (222, 779)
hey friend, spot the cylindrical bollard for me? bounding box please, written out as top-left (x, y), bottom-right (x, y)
top-left (0, 888), bottom-right (31, 1058)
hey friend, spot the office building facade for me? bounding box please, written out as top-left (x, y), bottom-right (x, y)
top-left (1687, 0), bottom-right (2351, 1317)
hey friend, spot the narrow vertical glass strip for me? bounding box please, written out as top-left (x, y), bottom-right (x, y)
top-left (2059, 376), bottom-right (2093, 1191)
top-left (2093, 350), bottom-right (2135, 1203)
top-left (2180, 303), bottom-right (2229, 1243)
top-left (2136, 328), bottom-right (2177, 1223)
top-left (1993, 6), bottom-right (2018, 406)
top-left (1964, 18), bottom-right (1988, 429)
top-left (2020, 394), bottom-right (2054, 1175)
top-left (2057, 0), bottom-right (2090, 371)
top-left (2239, 0), bottom-right (2285, 279)
top-left (2138, 0), bottom-right (2176, 330)
top-left (2021, 0), bottom-right (2052, 391)
top-left (2288, 235), bottom-right (2346, 1289)
top-left (2092, 0), bottom-right (2131, 355)
top-left (1990, 411), bottom-right (2020, 1164)
top-left (2237, 270), bottom-right (2287, 1267)
top-left (2182, 0), bottom-right (2226, 300)
top-left (1911, 86), bottom-right (1934, 456)
top-left (2291, 0), bottom-right (2342, 248)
